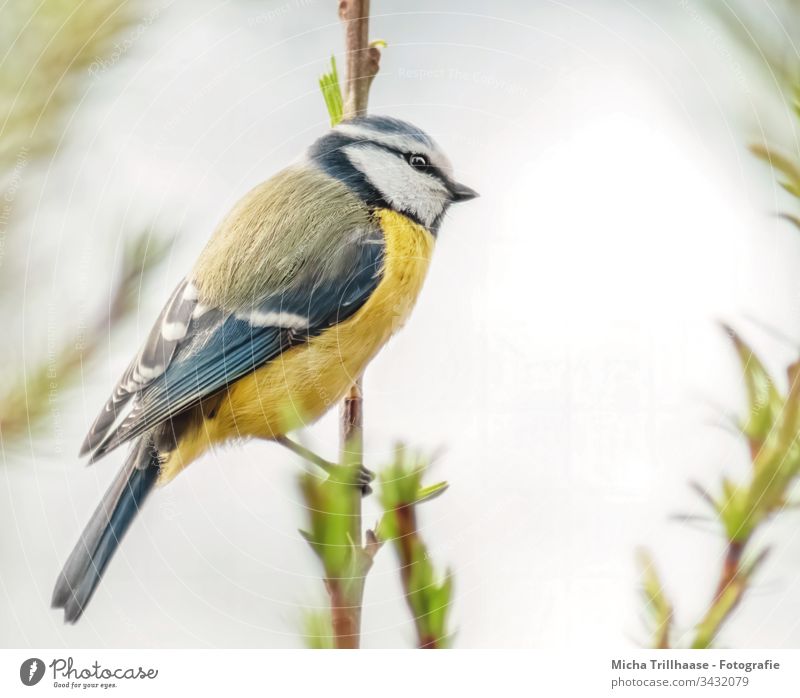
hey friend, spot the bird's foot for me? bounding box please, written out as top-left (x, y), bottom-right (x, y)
top-left (323, 463), bottom-right (374, 496)
top-left (276, 436), bottom-right (374, 496)
top-left (356, 465), bottom-right (376, 496)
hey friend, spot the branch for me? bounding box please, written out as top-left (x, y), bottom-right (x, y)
top-left (0, 230), bottom-right (168, 446)
top-left (691, 544), bottom-right (769, 649)
top-left (306, 2), bottom-right (451, 652)
top-left (338, 0), bottom-right (382, 119)
top-left (299, 463), bottom-right (379, 649)
top-left (335, 0), bottom-right (382, 562)
top-left (647, 0), bottom-right (800, 651)
top-left (376, 445), bottom-right (452, 648)
top-left (329, 0), bottom-right (375, 649)
top-left (637, 330), bottom-right (800, 648)
top-left (340, 378), bottom-right (364, 547)
top-left (301, 0), bottom-right (384, 649)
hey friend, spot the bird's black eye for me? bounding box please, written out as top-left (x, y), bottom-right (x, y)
top-left (408, 154), bottom-right (429, 170)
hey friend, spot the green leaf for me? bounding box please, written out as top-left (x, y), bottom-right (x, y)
top-left (724, 326), bottom-right (783, 444)
top-left (749, 143), bottom-right (800, 199)
top-left (318, 55), bottom-right (344, 127)
top-left (298, 466), bottom-right (362, 577)
top-left (376, 443), bottom-right (453, 648)
top-left (635, 548), bottom-right (673, 648)
top-left (415, 481), bottom-right (449, 504)
top-left (303, 610), bottom-right (334, 649)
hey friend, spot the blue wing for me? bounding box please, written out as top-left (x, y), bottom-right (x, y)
top-left (86, 229), bottom-right (384, 462)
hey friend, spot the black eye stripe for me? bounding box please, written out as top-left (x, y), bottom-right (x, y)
top-left (414, 158), bottom-right (449, 183)
top-left (369, 143), bottom-right (448, 182)
top-left (329, 138), bottom-right (450, 188)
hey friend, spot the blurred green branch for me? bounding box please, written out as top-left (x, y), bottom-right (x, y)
top-left (377, 445), bottom-right (452, 649)
top-left (303, 609), bottom-right (335, 650)
top-left (0, 0), bottom-right (168, 451)
top-left (705, 1), bottom-right (799, 92)
top-left (635, 0), bottom-right (800, 651)
top-left (0, 231), bottom-right (168, 445)
top-left (299, 460), bottom-right (381, 649)
top-left (635, 549), bottom-right (673, 650)
top-left (299, 443), bottom-right (452, 649)
top-left (638, 330), bottom-right (800, 648)
top-left (0, 0), bottom-right (141, 169)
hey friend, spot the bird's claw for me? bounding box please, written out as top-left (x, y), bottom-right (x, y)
top-left (357, 465), bottom-right (375, 497)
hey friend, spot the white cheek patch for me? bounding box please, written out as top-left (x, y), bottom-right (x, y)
top-left (344, 145), bottom-right (449, 228)
top-left (336, 124), bottom-right (455, 179)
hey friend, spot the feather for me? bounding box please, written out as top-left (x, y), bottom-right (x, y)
top-left (79, 279), bottom-right (198, 456)
top-left (53, 437), bottom-right (160, 623)
top-left (83, 170), bottom-right (384, 463)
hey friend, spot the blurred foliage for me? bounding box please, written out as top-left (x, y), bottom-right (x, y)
top-left (0, 0), bottom-right (140, 169)
top-left (635, 550), bottom-right (672, 650)
top-left (299, 462), bottom-right (375, 589)
top-left (299, 444), bottom-right (452, 649)
top-left (639, 332), bottom-right (798, 648)
top-left (303, 610), bottom-right (335, 650)
top-left (636, 0), bottom-right (800, 650)
top-left (0, 0), bottom-right (167, 449)
top-left (299, 459), bottom-right (381, 649)
top-left (0, 232), bottom-right (168, 444)
top-left (377, 445), bottom-right (452, 649)
top-left (707, 0), bottom-right (800, 97)
top-left (712, 1), bottom-right (800, 209)
top-left (718, 331), bottom-right (800, 542)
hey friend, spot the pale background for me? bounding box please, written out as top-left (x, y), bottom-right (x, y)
top-left (3, 0), bottom-right (800, 648)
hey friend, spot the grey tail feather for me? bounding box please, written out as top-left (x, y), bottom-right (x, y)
top-left (52, 436), bottom-right (160, 623)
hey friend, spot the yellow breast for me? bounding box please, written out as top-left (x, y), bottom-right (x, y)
top-left (159, 209), bottom-right (435, 482)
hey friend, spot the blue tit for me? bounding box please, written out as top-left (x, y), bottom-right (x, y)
top-left (52, 115), bottom-right (478, 623)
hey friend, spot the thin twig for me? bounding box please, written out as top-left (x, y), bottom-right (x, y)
top-left (329, 0), bottom-right (381, 649)
top-left (338, 0), bottom-right (382, 119)
top-left (326, 578), bottom-right (360, 649)
top-left (691, 541), bottom-right (754, 649)
top-left (376, 446), bottom-right (453, 648)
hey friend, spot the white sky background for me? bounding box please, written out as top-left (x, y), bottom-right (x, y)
top-left (3, 0), bottom-right (800, 648)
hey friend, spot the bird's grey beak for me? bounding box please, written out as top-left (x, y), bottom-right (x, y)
top-left (449, 181), bottom-right (479, 203)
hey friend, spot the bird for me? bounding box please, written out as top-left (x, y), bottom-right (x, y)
top-left (51, 114), bottom-right (478, 623)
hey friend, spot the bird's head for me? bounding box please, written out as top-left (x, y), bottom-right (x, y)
top-left (308, 115), bottom-right (478, 233)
